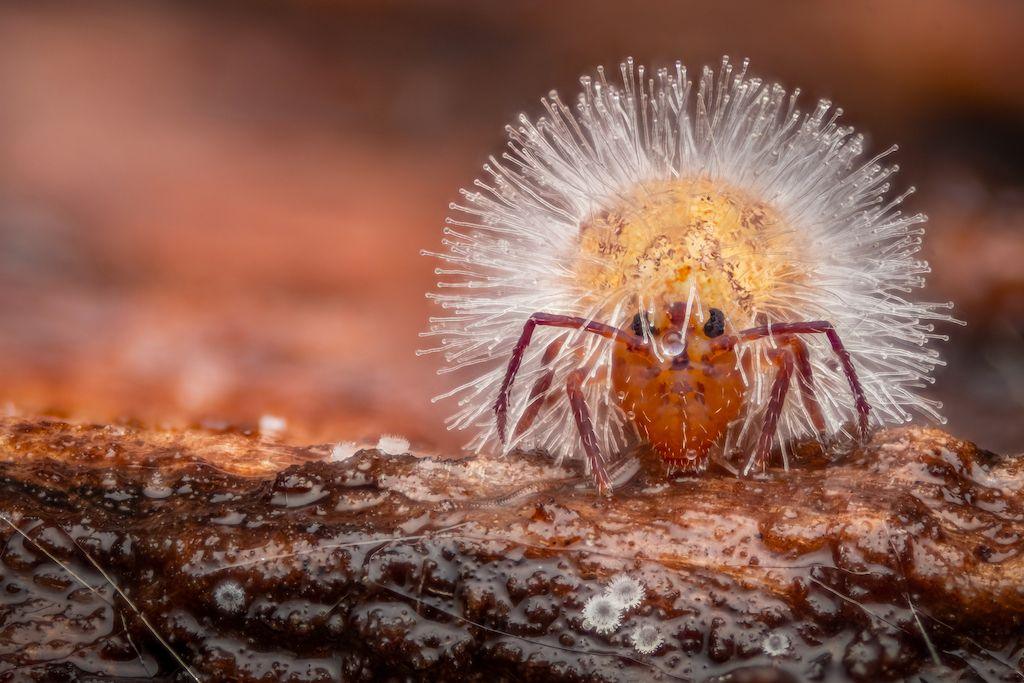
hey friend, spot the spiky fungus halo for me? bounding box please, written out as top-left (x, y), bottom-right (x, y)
top-left (422, 56), bottom-right (957, 472)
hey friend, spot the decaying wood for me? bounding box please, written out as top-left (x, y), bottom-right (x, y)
top-left (1, 417), bottom-right (1022, 681)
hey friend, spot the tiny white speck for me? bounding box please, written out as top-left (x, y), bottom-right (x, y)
top-left (258, 414), bottom-right (287, 438)
top-left (630, 622), bottom-right (665, 655)
top-left (213, 580), bottom-right (247, 615)
top-left (581, 595), bottom-right (622, 635)
top-left (762, 631), bottom-right (792, 656)
top-left (605, 574), bottom-right (645, 610)
top-left (376, 434), bottom-right (410, 455)
top-left (329, 442), bottom-right (360, 463)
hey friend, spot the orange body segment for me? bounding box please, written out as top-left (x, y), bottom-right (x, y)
top-left (611, 316), bottom-right (745, 469)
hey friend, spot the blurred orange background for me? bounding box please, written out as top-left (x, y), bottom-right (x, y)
top-left (0, 1), bottom-right (1021, 452)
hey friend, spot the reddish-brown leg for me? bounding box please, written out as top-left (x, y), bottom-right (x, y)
top-left (512, 337), bottom-right (565, 438)
top-left (777, 335), bottom-right (827, 433)
top-left (716, 320), bottom-right (869, 439)
top-left (494, 312), bottom-right (644, 442)
top-left (566, 367), bottom-right (612, 494)
top-left (750, 347), bottom-right (795, 473)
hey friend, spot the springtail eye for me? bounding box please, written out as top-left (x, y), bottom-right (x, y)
top-left (704, 308), bottom-right (726, 338)
top-left (631, 312), bottom-right (656, 337)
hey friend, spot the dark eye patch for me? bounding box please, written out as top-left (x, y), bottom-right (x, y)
top-left (631, 312), bottom-right (656, 337)
top-left (703, 308), bottom-right (726, 338)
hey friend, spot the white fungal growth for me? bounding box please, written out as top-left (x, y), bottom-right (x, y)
top-left (762, 631), bottom-right (792, 656)
top-left (213, 580), bottom-right (247, 615)
top-left (422, 56), bottom-right (959, 467)
top-left (329, 441), bottom-right (360, 463)
top-left (581, 595), bottom-right (623, 635)
top-left (604, 574), bottom-right (645, 610)
top-left (630, 622), bottom-right (665, 655)
top-left (375, 435), bottom-right (410, 455)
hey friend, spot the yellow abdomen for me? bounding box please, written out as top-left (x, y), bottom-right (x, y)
top-left (575, 177), bottom-right (809, 326)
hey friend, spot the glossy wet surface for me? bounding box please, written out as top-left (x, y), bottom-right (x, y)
top-left (1, 417), bottom-right (1022, 681)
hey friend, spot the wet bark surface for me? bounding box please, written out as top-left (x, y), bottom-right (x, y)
top-left (1, 417), bottom-right (1022, 681)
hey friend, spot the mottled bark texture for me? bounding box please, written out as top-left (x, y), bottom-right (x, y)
top-left (1, 417), bottom-right (1022, 682)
